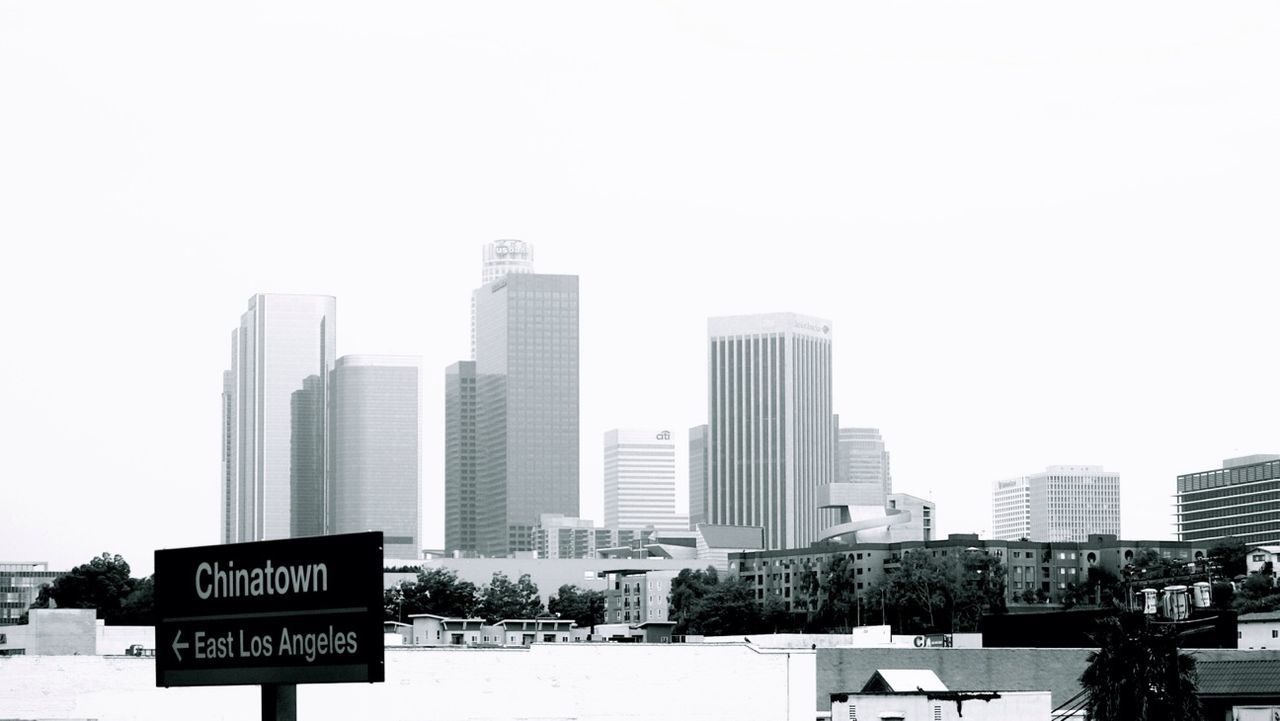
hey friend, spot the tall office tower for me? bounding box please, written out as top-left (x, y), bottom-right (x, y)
top-left (707, 313), bottom-right (835, 550)
top-left (220, 369), bottom-right (236, 544)
top-left (689, 424), bottom-right (708, 527)
top-left (445, 360), bottom-right (485, 557)
top-left (329, 355), bottom-right (421, 559)
top-left (992, 465), bottom-right (1120, 542)
top-left (473, 273), bottom-right (579, 556)
top-left (604, 429), bottom-right (687, 532)
top-left (223, 294), bottom-right (336, 543)
top-left (1178, 455), bottom-right (1280, 547)
top-left (991, 476), bottom-right (1031, 540)
top-left (836, 427), bottom-right (892, 506)
top-left (471, 240), bottom-right (535, 359)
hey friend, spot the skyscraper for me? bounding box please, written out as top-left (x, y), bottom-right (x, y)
top-left (471, 240), bottom-right (535, 359)
top-left (689, 424), bottom-right (708, 528)
top-left (991, 465), bottom-right (1121, 542)
top-left (329, 355), bottom-right (421, 559)
top-left (444, 360), bottom-right (487, 557)
top-left (706, 313), bottom-right (834, 550)
top-left (836, 427), bottom-right (892, 507)
top-left (471, 272), bottom-right (579, 556)
top-left (223, 294), bottom-right (337, 543)
top-left (604, 429), bottom-right (687, 532)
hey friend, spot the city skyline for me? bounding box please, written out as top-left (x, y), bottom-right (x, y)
top-left (5, 3), bottom-right (1280, 575)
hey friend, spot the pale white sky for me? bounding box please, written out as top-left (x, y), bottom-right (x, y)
top-left (3, 2), bottom-right (1278, 576)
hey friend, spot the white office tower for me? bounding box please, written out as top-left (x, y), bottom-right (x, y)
top-left (223, 294), bottom-right (337, 543)
top-left (604, 429), bottom-right (688, 532)
top-left (992, 465), bottom-right (1121, 542)
top-left (837, 427), bottom-right (892, 506)
top-left (471, 239), bottom-right (535, 359)
top-left (707, 313), bottom-right (835, 550)
top-left (992, 476), bottom-right (1032, 540)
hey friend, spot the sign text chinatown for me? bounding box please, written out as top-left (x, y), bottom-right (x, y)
top-left (155, 532), bottom-right (385, 687)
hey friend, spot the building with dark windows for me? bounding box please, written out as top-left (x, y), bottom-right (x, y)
top-left (223, 293), bottom-right (337, 543)
top-left (0, 563), bottom-right (63, 626)
top-left (689, 424), bottom-right (708, 528)
top-left (731, 534), bottom-right (1207, 613)
top-left (445, 361), bottom-right (481, 557)
top-left (707, 313), bottom-right (834, 550)
top-left (1178, 455), bottom-right (1280, 547)
top-left (329, 355), bottom-right (421, 559)
top-left (470, 272), bottom-right (579, 556)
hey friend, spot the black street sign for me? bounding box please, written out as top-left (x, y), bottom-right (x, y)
top-left (155, 532), bottom-right (385, 687)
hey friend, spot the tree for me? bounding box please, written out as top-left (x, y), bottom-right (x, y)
top-left (863, 550), bottom-right (1006, 634)
top-left (383, 567), bottom-right (479, 622)
top-left (28, 553), bottom-right (147, 625)
top-left (1061, 566), bottom-right (1125, 611)
top-left (669, 566), bottom-right (768, 636)
top-left (669, 567), bottom-right (718, 635)
top-left (476, 573), bottom-right (544, 623)
top-left (1080, 614), bottom-right (1202, 721)
top-left (1233, 573), bottom-right (1280, 614)
top-left (548, 585), bottom-right (606, 632)
top-left (1206, 537), bottom-right (1248, 578)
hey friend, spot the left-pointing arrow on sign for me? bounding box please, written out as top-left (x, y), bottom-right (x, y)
top-left (171, 629), bottom-right (190, 662)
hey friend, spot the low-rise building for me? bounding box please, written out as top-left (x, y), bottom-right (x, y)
top-left (731, 534), bottom-right (1208, 613)
top-left (1238, 612), bottom-right (1280, 650)
top-left (1246, 546), bottom-right (1280, 576)
top-left (603, 569), bottom-right (680, 625)
top-left (407, 614), bottom-right (583, 647)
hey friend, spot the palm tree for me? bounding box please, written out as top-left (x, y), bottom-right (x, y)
top-left (1079, 613), bottom-right (1202, 721)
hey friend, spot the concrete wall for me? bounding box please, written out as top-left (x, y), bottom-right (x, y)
top-left (817, 647), bottom-right (1094, 712)
top-left (0, 609), bottom-right (97, 655)
top-left (0, 642), bottom-right (816, 721)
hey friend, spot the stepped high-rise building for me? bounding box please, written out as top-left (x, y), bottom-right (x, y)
top-left (689, 424), bottom-right (708, 528)
top-left (222, 293), bottom-right (337, 543)
top-left (706, 313), bottom-right (835, 550)
top-left (836, 427), bottom-right (892, 507)
top-left (329, 355), bottom-right (421, 559)
top-left (991, 465), bottom-right (1121, 542)
top-left (458, 269), bottom-right (578, 556)
top-left (604, 429), bottom-right (687, 532)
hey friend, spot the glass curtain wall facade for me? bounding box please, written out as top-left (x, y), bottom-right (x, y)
top-left (473, 273), bottom-right (579, 556)
top-left (707, 313), bottom-right (834, 550)
top-left (329, 355), bottom-right (421, 559)
top-left (689, 424), bottom-right (708, 528)
top-left (1178, 455), bottom-right (1280, 546)
top-left (472, 240), bottom-right (535, 360)
top-left (224, 294), bottom-right (336, 543)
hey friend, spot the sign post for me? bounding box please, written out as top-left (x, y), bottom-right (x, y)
top-left (155, 532), bottom-right (385, 719)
